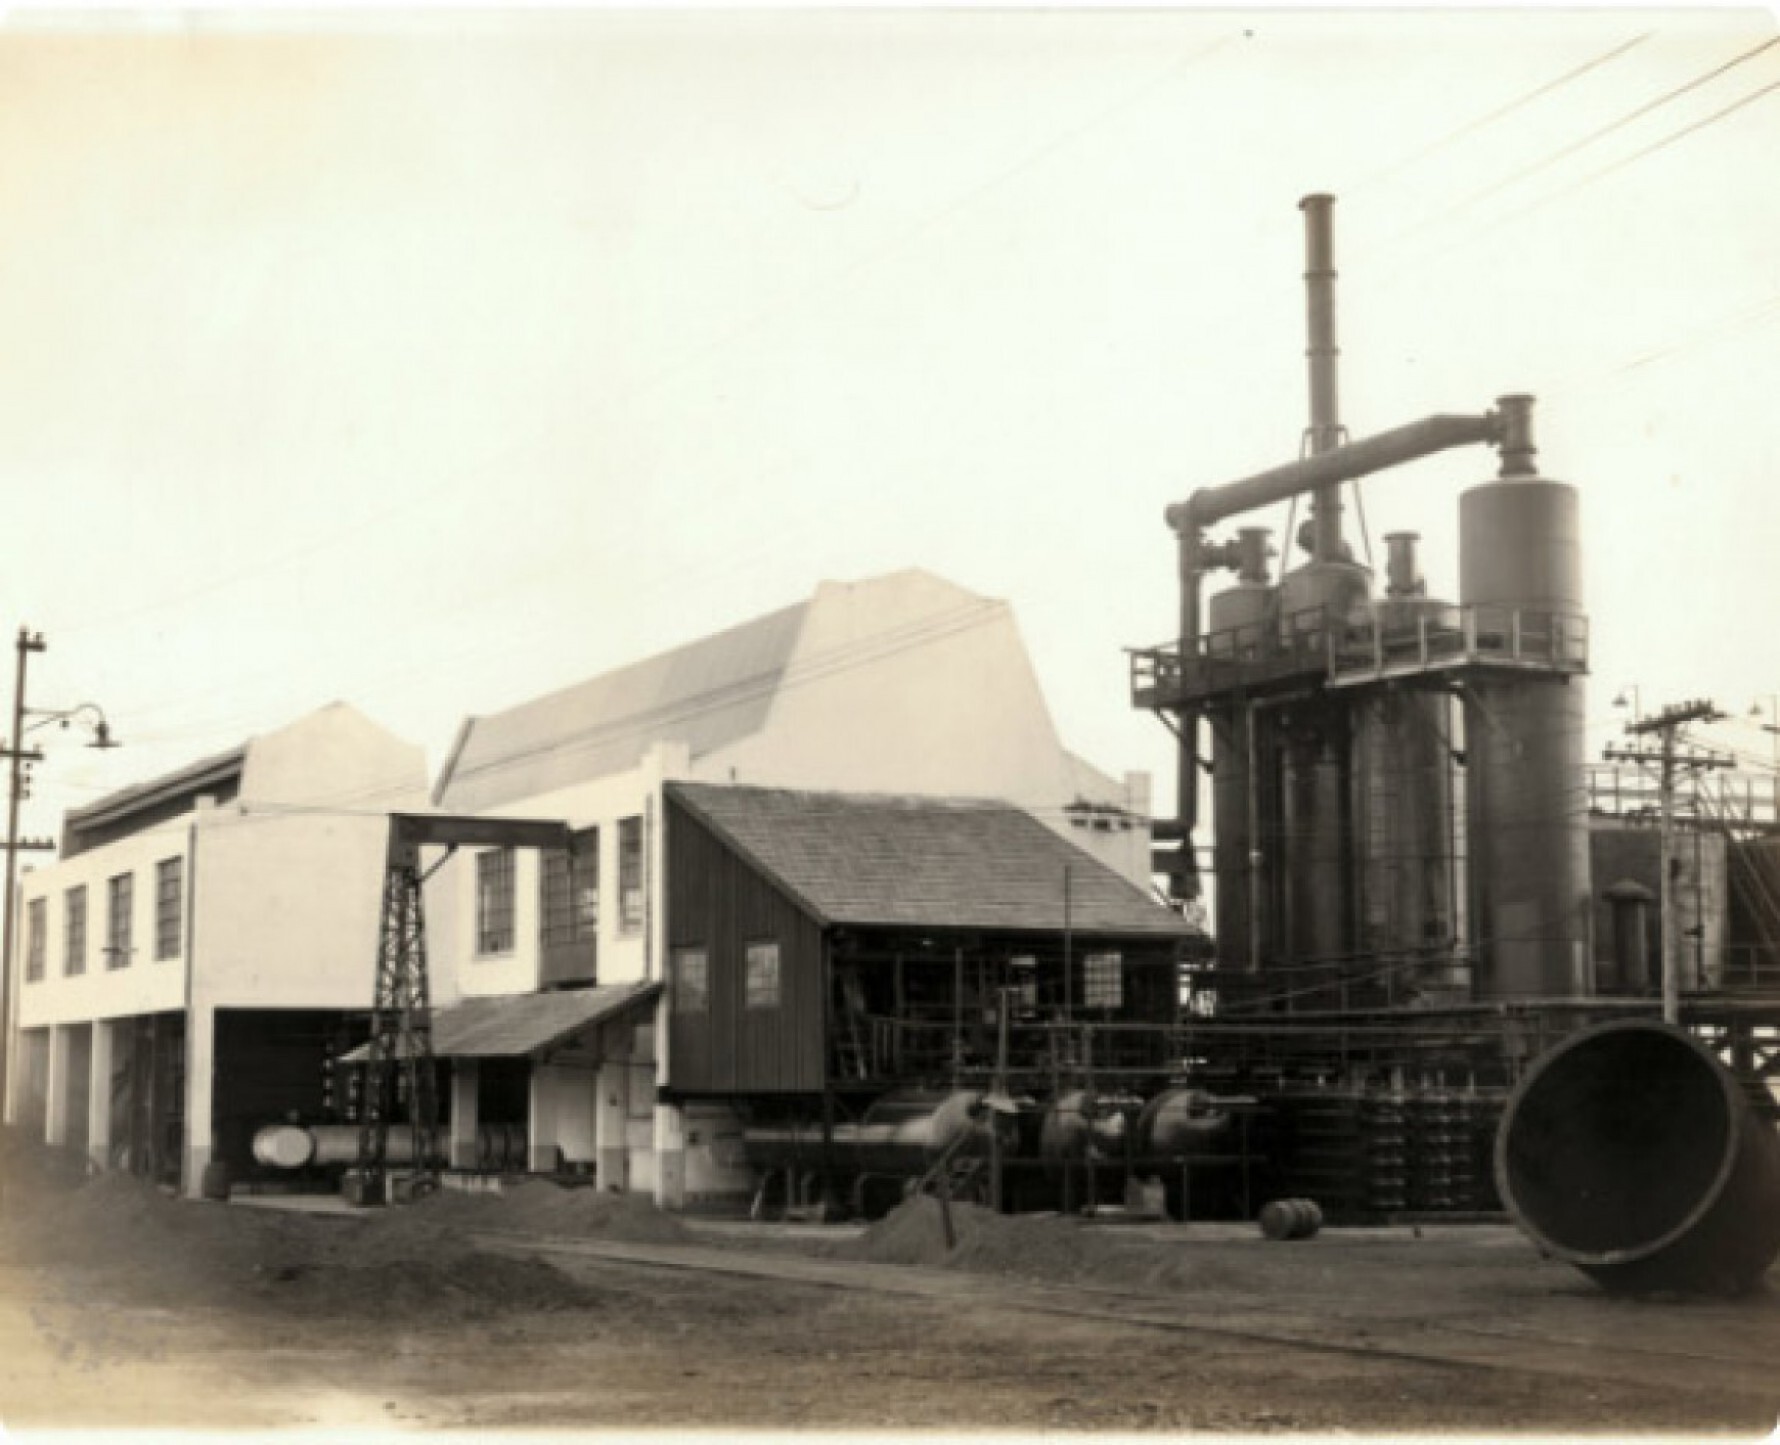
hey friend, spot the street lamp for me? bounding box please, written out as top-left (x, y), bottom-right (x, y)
top-left (1612, 684), bottom-right (1642, 724)
top-left (0, 628), bottom-right (119, 1124)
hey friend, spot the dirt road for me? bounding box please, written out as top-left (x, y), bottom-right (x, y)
top-left (1, 1141), bottom-right (1776, 1435)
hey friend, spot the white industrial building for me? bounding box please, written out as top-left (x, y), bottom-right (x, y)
top-left (420, 568), bottom-right (1163, 1207)
top-left (4, 703), bottom-right (428, 1195)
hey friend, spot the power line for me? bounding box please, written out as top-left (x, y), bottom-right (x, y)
top-left (1459, 35), bottom-right (1780, 212)
top-left (1341, 32), bottom-right (1653, 197)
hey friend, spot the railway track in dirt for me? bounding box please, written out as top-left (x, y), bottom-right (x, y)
top-left (467, 1229), bottom-right (1779, 1411)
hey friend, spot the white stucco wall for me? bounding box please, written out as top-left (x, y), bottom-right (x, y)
top-left (14, 823), bottom-right (193, 1030)
top-left (432, 741), bottom-right (689, 1000)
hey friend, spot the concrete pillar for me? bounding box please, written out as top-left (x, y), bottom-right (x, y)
top-left (44, 1023), bottom-right (71, 1146)
top-left (183, 1006), bottom-right (213, 1200)
top-left (526, 1065), bottom-right (557, 1173)
top-left (595, 1054), bottom-right (629, 1192)
top-left (653, 1100), bottom-right (686, 1210)
top-left (450, 1058), bottom-right (480, 1171)
top-left (88, 1019), bottom-right (115, 1171)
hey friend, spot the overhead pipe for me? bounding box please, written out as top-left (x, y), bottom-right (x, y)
top-left (1167, 408), bottom-right (1515, 533)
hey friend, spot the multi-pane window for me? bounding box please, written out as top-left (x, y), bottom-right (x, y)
top-left (745, 940), bottom-right (781, 1010)
top-left (673, 947), bottom-right (709, 1013)
top-left (105, 873), bottom-right (134, 970)
top-left (540, 837), bottom-right (598, 948)
top-left (155, 857), bottom-right (184, 961)
top-left (64, 886), bottom-right (87, 977)
top-left (618, 816), bottom-right (643, 934)
top-left (24, 898), bottom-right (46, 982)
top-left (1083, 951), bottom-right (1124, 1010)
top-left (476, 848), bottom-right (516, 956)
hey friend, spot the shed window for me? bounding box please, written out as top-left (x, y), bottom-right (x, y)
top-left (155, 857), bottom-right (184, 961)
top-left (64, 886), bottom-right (87, 977)
top-left (673, 947), bottom-right (709, 1013)
top-left (618, 816), bottom-right (644, 934)
top-left (476, 848), bottom-right (516, 956)
top-left (1083, 951), bottom-right (1123, 1009)
top-left (106, 873), bottom-right (134, 970)
top-left (745, 941), bottom-right (781, 1010)
top-left (25, 898), bottom-right (45, 982)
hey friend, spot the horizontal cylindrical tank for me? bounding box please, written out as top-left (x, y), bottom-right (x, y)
top-left (1496, 1020), bottom-right (1780, 1295)
top-left (1460, 474), bottom-right (1589, 999)
top-left (1037, 1090), bottom-right (1139, 1170)
top-left (1132, 1087), bottom-right (1232, 1161)
top-left (743, 1090), bottom-right (1013, 1177)
top-left (252, 1122), bottom-right (445, 1170)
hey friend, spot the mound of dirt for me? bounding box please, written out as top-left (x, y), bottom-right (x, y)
top-left (402, 1179), bottom-right (694, 1244)
top-left (0, 1128), bottom-right (602, 1320)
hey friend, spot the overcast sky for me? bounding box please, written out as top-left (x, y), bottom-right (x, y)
top-left (4, 6), bottom-right (1779, 845)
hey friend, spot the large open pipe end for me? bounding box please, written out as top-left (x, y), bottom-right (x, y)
top-left (1496, 1020), bottom-right (1780, 1296)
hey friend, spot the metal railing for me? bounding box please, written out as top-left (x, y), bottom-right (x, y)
top-left (1131, 602), bottom-right (1589, 709)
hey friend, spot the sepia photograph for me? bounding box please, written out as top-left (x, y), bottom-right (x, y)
top-left (1, 4), bottom-right (1779, 1437)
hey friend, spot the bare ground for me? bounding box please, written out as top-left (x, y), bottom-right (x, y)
top-left (1, 1132), bottom-right (1777, 1436)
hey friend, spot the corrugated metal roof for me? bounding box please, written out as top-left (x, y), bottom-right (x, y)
top-left (435, 601), bottom-right (809, 811)
top-left (669, 782), bottom-right (1195, 939)
top-left (343, 981), bottom-right (661, 1061)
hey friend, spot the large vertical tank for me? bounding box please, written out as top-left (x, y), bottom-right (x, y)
top-left (1351, 534), bottom-right (1461, 998)
top-left (1460, 440), bottom-right (1590, 999)
top-left (1208, 531), bottom-right (1276, 971)
top-left (1273, 556), bottom-right (1371, 970)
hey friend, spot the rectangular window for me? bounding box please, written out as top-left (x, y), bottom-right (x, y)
top-left (106, 873), bottom-right (134, 970)
top-left (745, 940), bottom-right (781, 1010)
top-left (64, 886), bottom-right (87, 977)
top-left (673, 947), bottom-right (709, 1013)
top-left (1083, 951), bottom-right (1124, 1010)
top-left (540, 836), bottom-right (599, 949)
top-left (24, 898), bottom-right (46, 983)
top-left (1007, 954), bottom-right (1038, 1016)
top-left (155, 857), bottom-right (184, 961)
top-left (475, 848), bottom-right (516, 956)
top-left (618, 816), bottom-right (644, 934)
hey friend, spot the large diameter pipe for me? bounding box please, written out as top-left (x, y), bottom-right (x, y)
top-left (1496, 1020), bottom-right (1780, 1296)
top-left (1167, 412), bottom-right (1501, 532)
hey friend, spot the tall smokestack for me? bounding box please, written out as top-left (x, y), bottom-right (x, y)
top-left (1301, 193), bottom-right (1343, 560)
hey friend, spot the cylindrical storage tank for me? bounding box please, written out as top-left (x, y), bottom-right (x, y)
top-left (1038, 1090), bottom-right (1139, 1170)
top-left (1460, 474), bottom-right (1589, 999)
top-left (1277, 703), bottom-right (1352, 970)
top-left (1208, 578), bottom-right (1276, 971)
top-left (253, 1123), bottom-right (317, 1170)
top-left (1275, 559), bottom-right (1371, 640)
top-left (744, 1090), bottom-right (1013, 1178)
top-left (1496, 1020), bottom-right (1780, 1295)
top-left (1352, 673), bottom-right (1459, 997)
top-left (1132, 1087), bottom-right (1232, 1161)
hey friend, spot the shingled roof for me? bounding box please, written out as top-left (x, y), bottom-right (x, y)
top-left (668, 782), bottom-right (1196, 939)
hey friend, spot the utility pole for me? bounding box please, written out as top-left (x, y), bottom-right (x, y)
top-left (1605, 699), bottom-right (1732, 1024)
top-left (0, 628), bottom-right (48, 1119)
top-left (0, 629), bottom-right (118, 1122)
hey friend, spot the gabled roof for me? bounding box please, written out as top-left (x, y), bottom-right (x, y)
top-left (668, 781), bottom-right (1196, 939)
top-left (434, 599), bottom-right (810, 811)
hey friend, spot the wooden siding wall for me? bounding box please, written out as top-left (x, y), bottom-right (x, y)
top-left (665, 798), bottom-right (826, 1094)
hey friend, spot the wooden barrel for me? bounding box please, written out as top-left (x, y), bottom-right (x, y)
top-left (1258, 1197), bottom-right (1323, 1240)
